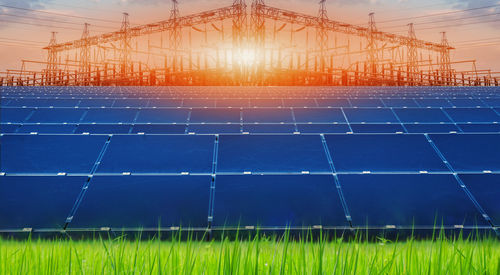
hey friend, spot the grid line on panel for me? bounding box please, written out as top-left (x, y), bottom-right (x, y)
top-left (23, 109), bottom-right (36, 123)
top-left (320, 134), bottom-right (352, 226)
top-left (207, 135), bottom-right (220, 229)
top-left (128, 110), bottom-right (142, 134)
top-left (412, 98), bottom-right (422, 108)
top-left (313, 98), bottom-right (320, 107)
top-left (491, 107), bottom-right (500, 117)
top-left (346, 98), bottom-right (353, 107)
top-left (440, 107), bottom-right (464, 133)
top-left (78, 110), bottom-right (89, 123)
top-left (63, 135), bottom-right (113, 230)
top-left (185, 109), bottom-right (192, 134)
top-left (290, 108), bottom-right (299, 133)
top-left (423, 134), bottom-right (498, 236)
top-left (239, 109), bottom-right (244, 133)
top-left (389, 108), bottom-right (409, 133)
top-left (340, 107), bottom-right (353, 133)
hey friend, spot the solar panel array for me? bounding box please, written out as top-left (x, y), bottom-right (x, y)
top-left (1, 86), bottom-right (499, 233)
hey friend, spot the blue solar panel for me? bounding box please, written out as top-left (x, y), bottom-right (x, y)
top-left (78, 99), bottom-right (114, 107)
top-left (1, 135), bottom-right (107, 173)
top-left (183, 98), bottom-right (216, 107)
top-left (135, 109), bottom-right (189, 123)
top-left (458, 124), bottom-right (500, 133)
top-left (350, 98), bottom-right (384, 107)
top-left (69, 175), bottom-right (210, 229)
top-left (148, 98), bottom-right (183, 107)
top-left (1, 108), bottom-right (34, 123)
top-left (213, 175), bottom-right (348, 227)
top-left (394, 108), bottom-right (451, 123)
top-left (190, 108), bottom-right (241, 123)
top-left (112, 99), bottom-right (149, 107)
top-left (242, 124), bottom-right (295, 133)
top-left (75, 124), bottom-right (131, 134)
top-left (459, 174), bottom-right (500, 226)
top-left (132, 124), bottom-right (187, 134)
top-left (448, 98), bottom-right (486, 108)
top-left (242, 109), bottom-right (294, 123)
top-left (215, 99), bottom-right (250, 107)
top-left (0, 176), bottom-right (86, 229)
top-left (415, 98), bottom-right (452, 107)
top-left (17, 124), bottom-right (76, 134)
top-left (483, 98), bottom-right (500, 107)
top-left (340, 174), bottom-right (488, 227)
top-left (430, 134), bottom-right (500, 172)
top-left (382, 99), bottom-right (418, 107)
top-left (27, 109), bottom-right (85, 123)
top-left (96, 135), bottom-right (214, 173)
top-left (1, 86), bottom-right (499, 232)
top-left (0, 124), bottom-right (19, 133)
top-left (444, 108), bottom-right (500, 123)
top-left (343, 108), bottom-right (398, 123)
top-left (283, 99), bottom-right (317, 107)
top-left (324, 134), bottom-right (448, 172)
top-left (82, 108), bottom-right (139, 123)
top-left (249, 99), bottom-right (283, 107)
top-left (404, 124), bottom-right (459, 133)
top-left (316, 98), bottom-right (350, 107)
top-left (218, 135), bottom-right (330, 173)
top-left (296, 123), bottom-right (350, 134)
top-left (293, 108), bottom-right (346, 123)
top-left (350, 123), bottom-right (405, 133)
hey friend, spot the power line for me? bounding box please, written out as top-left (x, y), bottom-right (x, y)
top-left (0, 19), bottom-right (108, 32)
top-left (377, 4), bottom-right (500, 24)
top-left (0, 13), bottom-right (117, 30)
top-left (0, 37), bottom-right (47, 44)
top-left (0, 4), bottom-right (122, 24)
top-left (382, 11), bottom-right (500, 30)
top-left (390, 18), bottom-right (500, 33)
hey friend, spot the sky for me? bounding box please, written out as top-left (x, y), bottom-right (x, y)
top-left (0, 0), bottom-right (499, 73)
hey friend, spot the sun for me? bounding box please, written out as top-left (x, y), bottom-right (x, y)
top-left (237, 49), bottom-right (257, 66)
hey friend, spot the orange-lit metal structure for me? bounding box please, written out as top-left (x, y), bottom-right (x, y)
top-left (1, 0), bottom-right (498, 86)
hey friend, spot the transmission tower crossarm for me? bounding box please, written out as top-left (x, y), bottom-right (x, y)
top-left (256, 3), bottom-right (453, 53)
top-left (44, 4), bottom-right (243, 53)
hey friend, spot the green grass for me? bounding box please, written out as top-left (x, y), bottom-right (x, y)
top-left (0, 231), bottom-right (499, 274)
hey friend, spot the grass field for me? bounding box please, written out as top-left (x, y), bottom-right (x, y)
top-left (1, 231), bottom-right (499, 275)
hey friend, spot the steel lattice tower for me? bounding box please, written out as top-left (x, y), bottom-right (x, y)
top-left (407, 23), bottom-right (419, 85)
top-left (80, 23), bottom-right (91, 84)
top-left (120, 13), bottom-right (131, 76)
top-left (317, 0), bottom-right (328, 73)
top-left (367, 12), bottom-right (378, 77)
top-left (251, 0), bottom-right (265, 84)
top-left (232, 0), bottom-right (247, 81)
top-left (46, 32), bottom-right (58, 85)
top-left (170, 0), bottom-right (181, 73)
top-left (439, 32), bottom-right (452, 85)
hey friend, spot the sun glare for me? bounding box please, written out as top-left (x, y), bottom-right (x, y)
top-left (238, 49), bottom-right (257, 66)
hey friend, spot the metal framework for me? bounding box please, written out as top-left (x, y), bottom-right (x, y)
top-left (1, 0), bottom-right (497, 87)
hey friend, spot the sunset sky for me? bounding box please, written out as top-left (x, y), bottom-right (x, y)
top-left (0, 0), bottom-right (499, 73)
